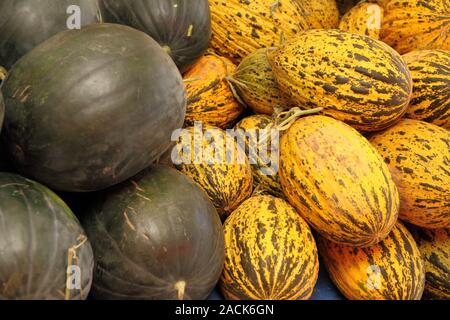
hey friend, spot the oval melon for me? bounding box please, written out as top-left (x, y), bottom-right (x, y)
top-left (220, 195), bottom-right (319, 300)
top-left (280, 115), bottom-right (399, 247)
top-left (268, 29), bottom-right (413, 132)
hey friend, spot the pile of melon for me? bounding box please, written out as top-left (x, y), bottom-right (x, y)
top-left (0, 0), bottom-right (448, 301)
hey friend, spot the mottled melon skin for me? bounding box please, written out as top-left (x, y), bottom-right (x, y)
top-left (339, 2), bottom-right (384, 40)
top-left (220, 195), bottom-right (319, 300)
top-left (269, 29), bottom-right (412, 132)
top-left (231, 48), bottom-right (288, 115)
top-left (319, 223), bottom-right (425, 300)
top-left (380, 0), bottom-right (450, 54)
top-left (412, 227), bottom-right (450, 300)
top-left (403, 50), bottom-right (450, 129)
top-left (235, 115), bottom-right (284, 198)
top-left (370, 119), bottom-right (450, 229)
top-left (209, 0), bottom-right (309, 63)
top-left (280, 115), bottom-right (399, 247)
top-left (174, 126), bottom-right (253, 220)
top-left (184, 54), bottom-right (244, 129)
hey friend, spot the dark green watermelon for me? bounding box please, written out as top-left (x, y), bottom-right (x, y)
top-left (0, 0), bottom-right (102, 70)
top-left (0, 173), bottom-right (94, 300)
top-left (2, 23), bottom-right (186, 192)
top-left (99, 0), bottom-right (211, 72)
top-left (84, 166), bottom-right (224, 300)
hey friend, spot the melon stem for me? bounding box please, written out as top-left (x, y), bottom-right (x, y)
top-left (175, 280), bottom-right (186, 300)
top-left (162, 45), bottom-right (172, 56)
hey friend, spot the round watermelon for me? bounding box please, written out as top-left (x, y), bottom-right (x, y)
top-left (99, 0), bottom-right (211, 72)
top-left (0, 173), bottom-right (94, 299)
top-left (2, 23), bottom-right (186, 192)
top-left (0, 0), bottom-right (101, 70)
top-left (84, 166), bottom-right (224, 300)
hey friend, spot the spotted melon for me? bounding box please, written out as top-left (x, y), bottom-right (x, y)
top-left (268, 29), bottom-right (413, 132)
top-left (413, 227), bottom-right (450, 300)
top-left (280, 115), bottom-right (399, 247)
top-left (319, 223), bottom-right (425, 300)
top-left (173, 125), bottom-right (253, 220)
top-left (184, 54), bottom-right (244, 129)
top-left (370, 119), bottom-right (450, 229)
top-left (339, 2), bottom-right (384, 40)
top-left (380, 0), bottom-right (450, 54)
top-left (235, 115), bottom-right (283, 198)
top-left (229, 48), bottom-right (288, 115)
top-left (403, 49), bottom-right (450, 129)
top-left (209, 0), bottom-right (309, 62)
top-left (220, 195), bottom-right (319, 300)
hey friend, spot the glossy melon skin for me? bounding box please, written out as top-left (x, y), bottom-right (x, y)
top-left (380, 0), bottom-right (450, 54)
top-left (234, 115), bottom-right (284, 198)
top-left (2, 24), bottom-right (186, 192)
top-left (99, 0), bottom-right (211, 73)
top-left (209, 0), bottom-right (309, 63)
top-left (413, 228), bottom-right (450, 300)
top-left (0, 0), bottom-right (101, 70)
top-left (174, 126), bottom-right (253, 220)
top-left (280, 116), bottom-right (399, 247)
top-left (84, 166), bottom-right (225, 300)
top-left (339, 2), bottom-right (384, 40)
top-left (403, 50), bottom-right (450, 129)
top-left (184, 55), bottom-right (244, 129)
top-left (269, 29), bottom-right (413, 132)
top-left (0, 173), bottom-right (94, 300)
top-left (319, 223), bottom-right (425, 300)
top-left (370, 119), bottom-right (450, 229)
top-left (220, 195), bottom-right (319, 300)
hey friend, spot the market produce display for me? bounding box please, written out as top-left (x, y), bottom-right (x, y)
top-left (99, 0), bottom-right (211, 72)
top-left (0, 173), bottom-right (94, 299)
top-left (0, 0), bottom-right (448, 302)
top-left (220, 195), bottom-right (319, 300)
top-left (2, 23), bottom-right (186, 192)
top-left (84, 166), bottom-right (224, 300)
top-left (0, 0), bottom-right (101, 70)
